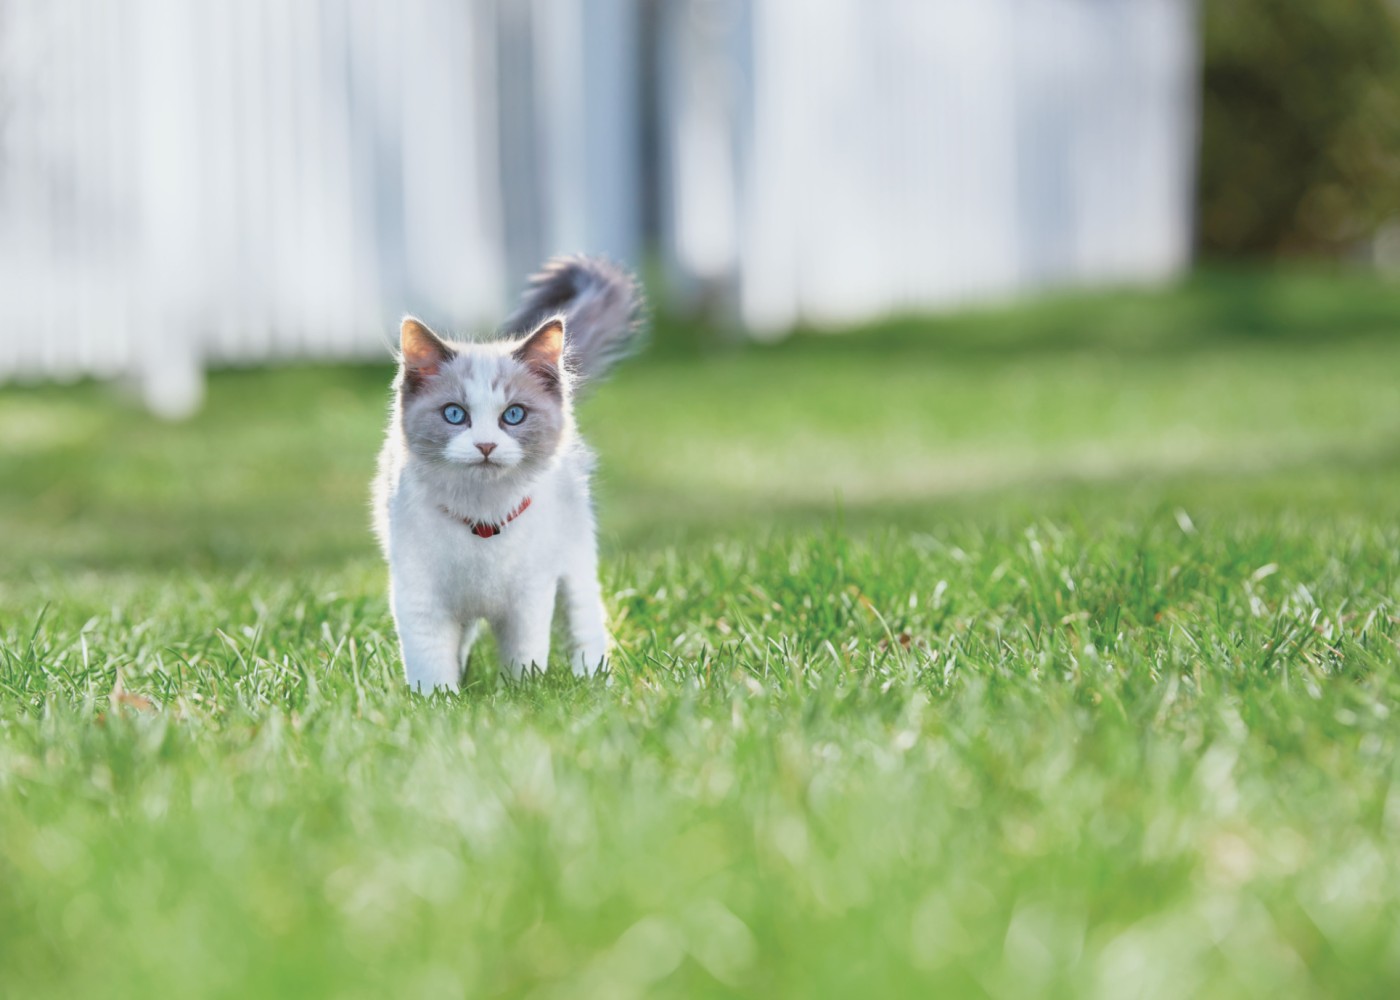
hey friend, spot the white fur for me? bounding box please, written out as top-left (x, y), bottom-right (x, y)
top-left (373, 381), bottom-right (609, 692)
top-left (375, 254), bottom-right (641, 691)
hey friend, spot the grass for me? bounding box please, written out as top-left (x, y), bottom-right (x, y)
top-left (2, 268), bottom-right (1400, 997)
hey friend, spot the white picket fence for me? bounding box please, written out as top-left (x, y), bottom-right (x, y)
top-left (660, 0), bottom-right (1198, 333)
top-left (0, 0), bottom-right (639, 414)
top-left (0, 0), bottom-right (1196, 414)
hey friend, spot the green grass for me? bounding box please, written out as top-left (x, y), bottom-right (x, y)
top-left (3, 268), bottom-right (1400, 997)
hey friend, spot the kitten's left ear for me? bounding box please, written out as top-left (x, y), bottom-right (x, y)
top-left (513, 318), bottom-right (565, 392)
top-left (399, 316), bottom-right (454, 390)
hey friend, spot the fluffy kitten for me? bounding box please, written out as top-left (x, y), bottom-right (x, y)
top-left (372, 257), bottom-right (642, 691)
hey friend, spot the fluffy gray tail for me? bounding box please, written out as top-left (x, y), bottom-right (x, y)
top-left (500, 255), bottom-right (645, 384)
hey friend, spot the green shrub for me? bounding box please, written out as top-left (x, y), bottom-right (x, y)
top-left (1198, 0), bottom-right (1400, 256)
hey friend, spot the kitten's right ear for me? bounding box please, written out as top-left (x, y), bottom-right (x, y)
top-left (399, 317), bottom-right (453, 388)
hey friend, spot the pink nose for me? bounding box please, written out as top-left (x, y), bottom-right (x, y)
top-left (476, 442), bottom-right (496, 457)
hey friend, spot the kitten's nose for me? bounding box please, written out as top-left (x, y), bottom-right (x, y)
top-left (476, 442), bottom-right (496, 458)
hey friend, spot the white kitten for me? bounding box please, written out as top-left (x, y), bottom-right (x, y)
top-left (372, 257), bottom-right (642, 691)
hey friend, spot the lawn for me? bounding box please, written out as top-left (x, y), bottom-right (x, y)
top-left (2, 268), bottom-right (1400, 998)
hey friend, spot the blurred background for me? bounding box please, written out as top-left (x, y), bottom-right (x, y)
top-left (1, 0), bottom-right (1399, 575)
top-left (0, 0), bottom-right (1202, 415)
top-left (2, 0), bottom-right (1397, 415)
top-left (3, 2), bottom-right (1399, 414)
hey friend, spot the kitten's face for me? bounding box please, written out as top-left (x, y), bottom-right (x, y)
top-left (397, 318), bottom-right (567, 483)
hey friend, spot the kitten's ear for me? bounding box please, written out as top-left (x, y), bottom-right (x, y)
top-left (399, 317), bottom-right (453, 387)
top-left (514, 317), bottom-right (564, 368)
top-left (513, 317), bottom-right (565, 393)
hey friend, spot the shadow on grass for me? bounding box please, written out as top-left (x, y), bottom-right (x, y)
top-left (603, 431), bottom-right (1400, 546)
top-left (5, 430), bottom-right (1396, 583)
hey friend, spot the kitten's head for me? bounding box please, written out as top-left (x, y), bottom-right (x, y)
top-left (395, 316), bottom-right (570, 483)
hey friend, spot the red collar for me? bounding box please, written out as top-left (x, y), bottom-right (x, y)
top-left (441, 496), bottom-right (532, 538)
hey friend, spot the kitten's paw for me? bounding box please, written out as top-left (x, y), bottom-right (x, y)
top-left (572, 649), bottom-right (611, 681)
top-left (407, 676), bottom-right (460, 695)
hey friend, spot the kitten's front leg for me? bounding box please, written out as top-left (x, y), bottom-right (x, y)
top-left (392, 588), bottom-right (465, 692)
top-left (563, 552), bottom-right (610, 678)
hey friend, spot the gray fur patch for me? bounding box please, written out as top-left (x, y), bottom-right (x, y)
top-left (499, 256), bottom-right (645, 388)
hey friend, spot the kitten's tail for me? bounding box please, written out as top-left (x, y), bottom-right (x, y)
top-left (500, 255), bottom-right (645, 386)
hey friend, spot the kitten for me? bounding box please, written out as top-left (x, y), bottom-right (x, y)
top-left (372, 257), bottom-right (643, 691)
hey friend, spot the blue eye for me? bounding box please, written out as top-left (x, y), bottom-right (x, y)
top-left (502, 405), bottom-right (526, 426)
top-left (442, 404), bottom-right (467, 425)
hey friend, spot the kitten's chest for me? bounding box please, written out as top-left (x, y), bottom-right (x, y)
top-left (433, 511), bottom-right (543, 565)
top-left (394, 493), bottom-right (562, 613)
top-left (437, 522), bottom-right (539, 580)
